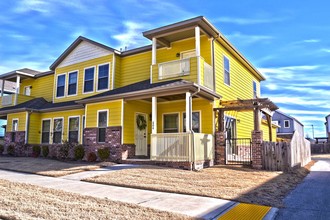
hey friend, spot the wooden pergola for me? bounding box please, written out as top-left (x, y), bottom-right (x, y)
top-left (214, 98), bottom-right (279, 141)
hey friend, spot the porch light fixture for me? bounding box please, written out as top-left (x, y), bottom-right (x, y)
top-left (176, 53), bottom-right (180, 57)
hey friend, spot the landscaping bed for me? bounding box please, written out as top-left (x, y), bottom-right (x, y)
top-left (85, 161), bottom-right (315, 208)
top-left (0, 157), bottom-right (115, 177)
top-left (0, 179), bottom-right (191, 220)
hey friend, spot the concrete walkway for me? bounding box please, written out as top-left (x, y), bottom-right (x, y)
top-left (276, 157), bottom-right (330, 219)
top-left (0, 164), bottom-right (277, 219)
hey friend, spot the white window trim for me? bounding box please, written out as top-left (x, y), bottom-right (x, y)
top-left (81, 115), bottom-right (85, 144)
top-left (12, 118), bottom-right (19, 132)
top-left (223, 55), bottom-right (230, 86)
top-left (56, 73), bottom-right (67, 99)
top-left (284, 120), bottom-right (290, 128)
top-left (162, 112), bottom-right (180, 133)
top-left (96, 62), bottom-right (111, 92)
top-left (182, 110), bottom-right (202, 133)
top-left (53, 117), bottom-right (64, 144)
top-left (82, 66), bottom-right (96, 94)
top-left (67, 70), bottom-right (79, 97)
top-left (97, 109), bottom-right (109, 127)
top-left (67, 116), bottom-right (80, 143)
top-left (23, 85), bottom-right (31, 96)
top-left (97, 109), bottom-right (109, 143)
top-left (40, 118), bottom-right (52, 144)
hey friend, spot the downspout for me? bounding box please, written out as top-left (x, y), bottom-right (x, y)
top-left (190, 87), bottom-right (200, 170)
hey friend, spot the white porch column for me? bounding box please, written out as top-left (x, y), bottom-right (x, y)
top-left (1, 80), bottom-right (4, 97)
top-left (195, 26), bottom-right (200, 57)
top-left (16, 75), bottom-right (20, 94)
top-left (152, 96), bottom-right (157, 134)
top-left (152, 37), bottom-right (157, 65)
top-left (185, 92), bottom-right (192, 133)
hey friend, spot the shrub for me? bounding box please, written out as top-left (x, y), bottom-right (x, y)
top-left (58, 141), bottom-right (73, 160)
top-left (42, 145), bottom-right (49, 157)
top-left (0, 144), bottom-right (3, 155)
top-left (32, 145), bottom-right (41, 158)
top-left (97, 148), bottom-right (110, 161)
top-left (7, 144), bottom-right (15, 156)
top-left (74, 145), bottom-right (84, 160)
top-left (87, 152), bottom-right (97, 162)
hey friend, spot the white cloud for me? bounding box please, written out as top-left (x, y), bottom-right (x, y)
top-left (303, 39), bottom-right (320, 43)
top-left (14, 0), bottom-right (50, 14)
top-left (213, 16), bottom-right (285, 25)
top-left (258, 65), bottom-right (321, 80)
top-left (320, 48), bottom-right (330, 53)
top-left (226, 32), bottom-right (273, 45)
top-left (265, 84), bottom-right (278, 90)
top-left (112, 21), bottom-right (150, 50)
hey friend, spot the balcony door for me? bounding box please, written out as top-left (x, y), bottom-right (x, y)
top-left (135, 113), bottom-right (147, 156)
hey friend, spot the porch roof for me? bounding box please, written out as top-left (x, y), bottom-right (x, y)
top-left (77, 79), bottom-right (221, 104)
top-left (214, 98), bottom-right (278, 112)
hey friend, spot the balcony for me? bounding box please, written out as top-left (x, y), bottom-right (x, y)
top-left (0, 94), bottom-right (35, 108)
top-left (150, 132), bottom-right (214, 162)
top-left (152, 56), bottom-right (214, 91)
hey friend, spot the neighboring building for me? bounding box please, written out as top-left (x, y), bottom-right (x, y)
top-left (0, 16), bottom-right (277, 169)
top-left (326, 114), bottom-right (330, 141)
top-left (272, 110), bottom-right (304, 140)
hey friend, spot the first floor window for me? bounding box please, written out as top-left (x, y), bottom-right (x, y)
top-left (183, 112), bottom-right (200, 133)
top-left (98, 111), bottom-right (107, 142)
top-left (42, 120), bottom-right (51, 144)
top-left (53, 118), bottom-right (63, 144)
top-left (163, 113), bottom-right (179, 133)
top-left (69, 117), bottom-right (79, 143)
top-left (12, 119), bottom-right (18, 142)
top-left (56, 74), bottom-right (66, 97)
top-left (98, 64), bottom-right (109, 90)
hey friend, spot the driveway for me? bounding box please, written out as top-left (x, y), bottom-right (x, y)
top-left (276, 157), bottom-right (330, 219)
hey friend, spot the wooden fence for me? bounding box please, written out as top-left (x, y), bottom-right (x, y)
top-left (262, 131), bottom-right (311, 171)
top-left (311, 143), bottom-right (330, 154)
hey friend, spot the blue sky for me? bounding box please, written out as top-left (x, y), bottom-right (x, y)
top-left (0, 0), bottom-right (329, 138)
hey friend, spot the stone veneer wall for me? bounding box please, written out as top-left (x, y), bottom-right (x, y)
top-left (83, 126), bottom-right (135, 161)
top-left (251, 130), bottom-right (263, 169)
top-left (215, 131), bottom-right (226, 165)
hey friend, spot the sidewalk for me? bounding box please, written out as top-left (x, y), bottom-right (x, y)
top-left (0, 165), bottom-right (277, 219)
top-left (276, 157), bottom-right (330, 219)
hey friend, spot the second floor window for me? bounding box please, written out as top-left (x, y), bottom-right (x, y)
top-left (98, 64), bottom-right (109, 91)
top-left (253, 81), bottom-right (257, 98)
top-left (84, 67), bottom-right (95, 93)
top-left (98, 111), bottom-right (108, 143)
top-left (224, 56), bottom-right (230, 85)
top-left (68, 71), bottom-right (78, 96)
top-left (284, 120), bottom-right (290, 128)
top-left (56, 75), bottom-right (66, 98)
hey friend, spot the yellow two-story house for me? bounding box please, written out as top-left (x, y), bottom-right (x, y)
top-left (0, 16), bottom-right (277, 169)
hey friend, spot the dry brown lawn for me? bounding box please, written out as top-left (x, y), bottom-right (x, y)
top-left (86, 161), bottom-right (315, 208)
top-left (0, 179), bottom-right (191, 220)
top-left (0, 157), bottom-right (115, 177)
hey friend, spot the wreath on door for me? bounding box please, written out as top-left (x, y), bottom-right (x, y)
top-left (136, 115), bottom-right (147, 131)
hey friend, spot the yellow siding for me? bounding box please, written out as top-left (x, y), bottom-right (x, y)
top-left (20, 74), bottom-right (54, 101)
top-left (114, 55), bottom-right (121, 89)
top-left (261, 120), bottom-right (278, 141)
top-left (214, 40), bottom-right (261, 138)
top-left (7, 112), bottom-right (27, 131)
top-left (54, 54), bottom-right (113, 103)
top-left (85, 100), bottom-right (122, 128)
top-left (28, 112), bottom-right (41, 144)
top-left (40, 109), bottom-right (85, 143)
top-left (157, 99), bottom-right (214, 134)
top-left (120, 51), bottom-right (151, 87)
top-left (123, 100), bottom-right (151, 144)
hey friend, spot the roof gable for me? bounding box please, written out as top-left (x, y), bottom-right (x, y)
top-left (50, 36), bottom-right (116, 70)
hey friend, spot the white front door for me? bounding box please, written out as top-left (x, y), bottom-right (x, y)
top-left (135, 113), bottom-right (147, 156)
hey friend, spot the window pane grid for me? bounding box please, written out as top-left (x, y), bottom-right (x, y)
top-left (57, 75), bottom-right (66, 97)
top-left (98, 64), bottom-right (109, 90)
top-left (84, 68), bottom-right (94, 92)
top-left (68, 72), bottom-right (77, 95)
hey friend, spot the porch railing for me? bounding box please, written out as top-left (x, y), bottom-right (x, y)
top-left (150, 133), bottom-right (214, 162)
top-left (203, 62), bottom-right (214, 91)
top-left (158, 58), bottom-right (190, 80)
